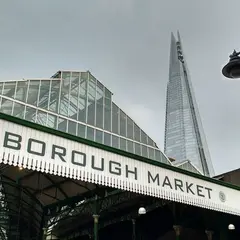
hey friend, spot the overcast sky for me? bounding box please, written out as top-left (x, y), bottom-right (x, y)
top-left (1, 0), bottom-right (240, 175)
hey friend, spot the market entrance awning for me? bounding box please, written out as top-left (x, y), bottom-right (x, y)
top-left (0, 113), bottom-right (240, 216)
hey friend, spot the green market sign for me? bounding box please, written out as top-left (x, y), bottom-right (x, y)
top-left (0, 117), bottom-right (239, 216)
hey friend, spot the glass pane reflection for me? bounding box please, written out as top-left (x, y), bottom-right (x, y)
top-left (0, 70), bottom-right (170, 166)
top-left (104, 132), bottom-right (111, 146)
top-left (120, 138), bottom-right (126, 151)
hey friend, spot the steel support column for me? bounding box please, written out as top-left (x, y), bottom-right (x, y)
top-left (93, 195), bottom-right (100, 240)
top-left (42, 228), bottom-right (47, 240)
top-left (132, 219), bottom-right (136, 240)
top-left (93, 214), bottom-right (100, 240)
top-left (205, 230), bottom-right (214, 240)
top-left (173, 225), bottom-right (181, 240)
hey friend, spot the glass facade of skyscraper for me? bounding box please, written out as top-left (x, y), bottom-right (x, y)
top-left (0, 70), bottom-right (170, 165)
top-left (164, 32), bottom-right (214, 176)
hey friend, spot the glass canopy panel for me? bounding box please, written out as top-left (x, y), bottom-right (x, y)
top-left (49, 80), bottom-right (60, 113)
top-left (87, 75), bottom-right (96, 126)
top-left (142, 145), bottom-right (148, 158)
top-left (27, 80), bottom-right (40, 106)
top-left (1, 99), bottom-right (13, 115)
top-left (96, 81), bottom-right (104, 129)
top-left (120, 138), bottom-right (127, 151)
top-left (2, 82), bottom-right (16, 98)
top-left (112, 135), bottom-right (119, 148)
top-left (47, 113), bottom-right (57, 129)
top-left (25, 106), bottom-right (36, 123)
top-left (12, 102), bottom-right (25, 119)
top-left (112, 103), bottom-right (119, 134)
top-left (87, 126), bottom-right (95, 141)
top-left (127, 116), bottom-right (134, 139)
top-left (127, 140), bottom-right (134, 153)
top-left (78, 73), bottom-right (87, 123)
top-left (69, 72), bottom-right (80, 120)
top-left (149, 147), bottom-right (155, 160)
top-left (68, 120), bottom-right (77, 135)
top-left (36, 110), bottom-right (47, 126)
top-left (141, 130), bottom-right (148, 145)
top-left (58, 117), bottom-right (67, 132)
top-left (95, 129), bottom-right (103, 144)
top-left (105, 88), bottom-right (112, 100)
top-left (78, 123), bottom-right (86, 138)
top-left (120, 110), bottom-right (126, 137)
top-left (96, 97), bottom-right (103, 129)
top-left (134, 124), bottom-right (141, 142)
top-left (104, 132), bottom-right (111, 146)
top-left (0, 82), bottom-right (3, 94)
top-left (60, 72), bottom-right (70, 116)
top-left (135, 143), bottom-right (141, 155)
top-left (15, 81), bottom-right (28, 102)
top-left (38, 80), bottom-right (50, 110)
top-left (0, 71), bottom-right (171, 168)
top-left (104, 97), bottom-right (111, 132)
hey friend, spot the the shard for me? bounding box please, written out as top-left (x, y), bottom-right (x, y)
top-left (164, 32), bottom-right (214, 176)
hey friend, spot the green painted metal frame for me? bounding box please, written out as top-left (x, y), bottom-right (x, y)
top-left (0, 180), bottom-right (44, 240)
top-left (51, 190), bottom-right (167, 239)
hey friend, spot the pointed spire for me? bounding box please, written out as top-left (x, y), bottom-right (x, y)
top-left (171, 32), bottom-right (176, 43)
top-left (169, 32), bottom-right (179, 77)
top-left (166, 31), bottom-right (215, 176)
top-left (177, 30), bottom-right (181, 42)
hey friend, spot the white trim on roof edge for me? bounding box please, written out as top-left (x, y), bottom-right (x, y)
top-left (0, 118), bottom-right (240, 216)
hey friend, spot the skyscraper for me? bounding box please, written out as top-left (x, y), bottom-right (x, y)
top-left (164, 32), bottom-right (214, 176)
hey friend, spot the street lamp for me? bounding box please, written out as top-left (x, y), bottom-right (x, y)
top-left (222, 50), bottom-right (240, 78)
top-left (132, 207), bottom-right (147, 240)
top-left (228, 224), bottom-right (235, 240)
top-left (228, 224), bottom-right (235, 230)
top-left (138, 207), bottom-right (146, 215)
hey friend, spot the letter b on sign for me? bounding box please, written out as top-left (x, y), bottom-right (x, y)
top-left (3, 132), bottom-right (22, 150)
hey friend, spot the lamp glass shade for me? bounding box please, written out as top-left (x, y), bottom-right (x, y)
top-left (138, 207), bottom-right (146, 215)
top-left (228, 65), bottom-right (240, 78)
top-left (228, 224), bottom-right (235, 230)
top-left (222, 54), bottom-right (240, 79)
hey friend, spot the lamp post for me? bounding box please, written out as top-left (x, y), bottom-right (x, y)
top-left (222, 50), bottom-right (240, 78)
top-left (228, 224), bottom-right (235, 239)
top-left (132, 219), bottom-right (136, 240)
top-left (205, 230), bottom-right (214, 240)
top-left (93, 214), bottom-right (100, 240)
top-left (132, 207), bottom-right (146, 240)
top-left (173, 225), bottom-right (181, 240)
top-left (93, 195), bottom-right (99, 240)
